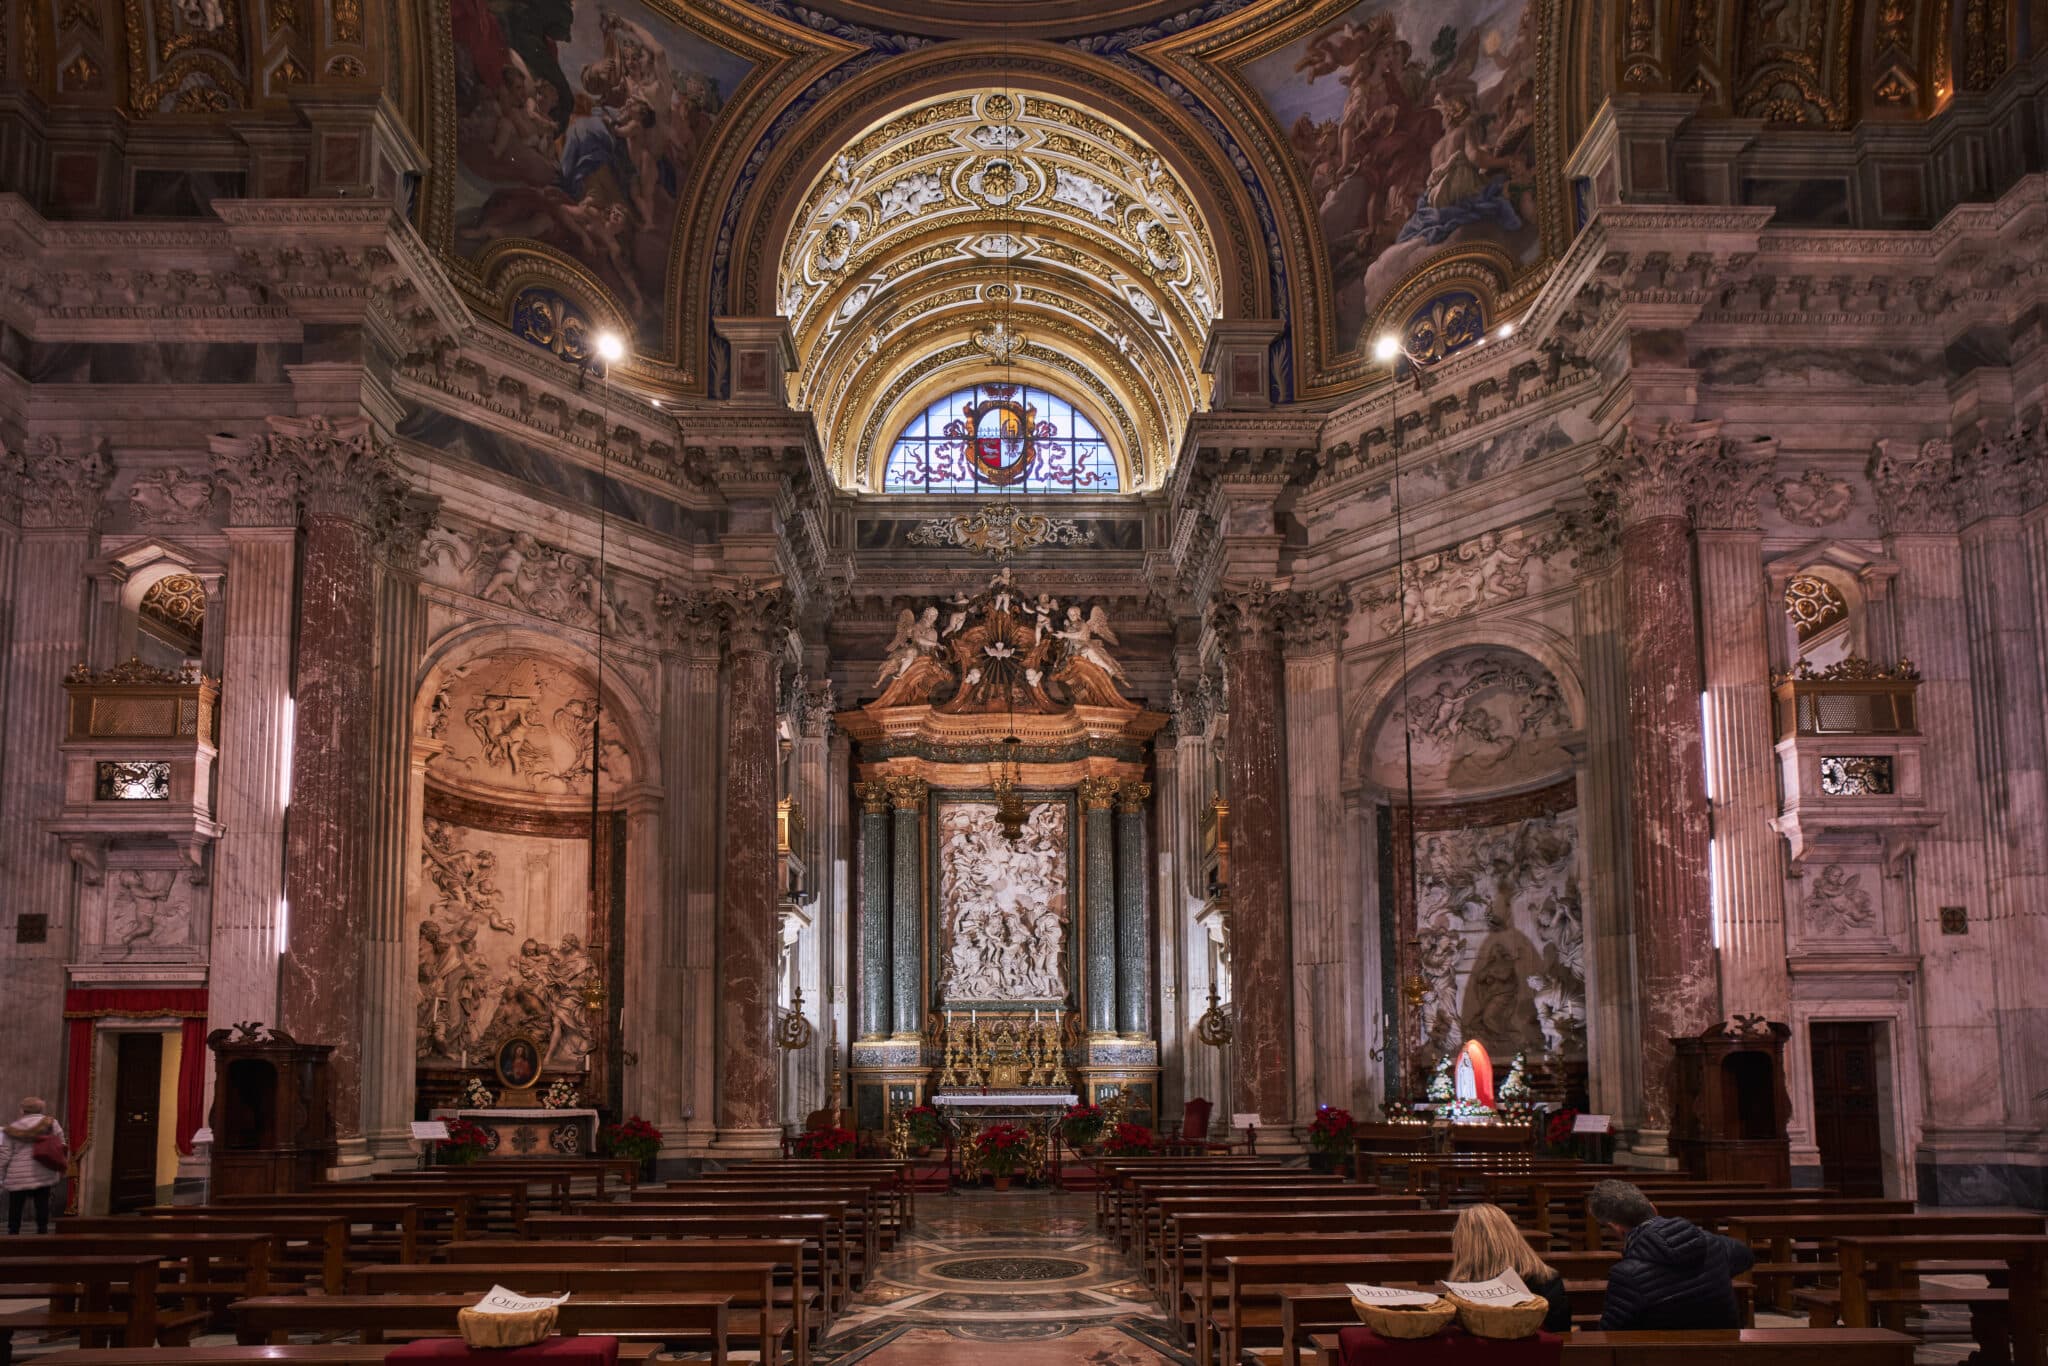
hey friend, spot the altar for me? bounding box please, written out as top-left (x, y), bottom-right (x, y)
top-left (430, 1107), bottom-right (599, 1158)
top-left (933, 1093), bottom-right (1077, 1182)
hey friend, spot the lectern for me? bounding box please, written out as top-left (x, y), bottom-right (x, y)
top-left (206, 1022), bottom-right (336, 1194)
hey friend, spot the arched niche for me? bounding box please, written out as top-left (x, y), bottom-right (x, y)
top-left (100, 538), bottom-right (223, 673)
top-left (1765, 541), bottom-right (1898, 675)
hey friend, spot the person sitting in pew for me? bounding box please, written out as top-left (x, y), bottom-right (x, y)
top-left (1590, 1180), bottom-right (1754, 1331)
top-left (1451, 1203), bottom-right (1572, 1333)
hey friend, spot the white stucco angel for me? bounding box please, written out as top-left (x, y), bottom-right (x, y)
top-left (875, 605), bottom-right (941, 687)
top-left (1056, 604), bottom-right (1130, 685)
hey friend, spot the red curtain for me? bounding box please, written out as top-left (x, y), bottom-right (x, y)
top-left (60, 988), bottom-right (211, 1166)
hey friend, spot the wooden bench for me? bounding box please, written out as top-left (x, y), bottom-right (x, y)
top-left (213, 1190), bottom-right (480, 1243)
top-left (518, 1212), bottom-right (842, 1315)
top-left (1307, 1327), bottom-right (1917, 1366)
top-left (146, 1204), bottom-right (426, 1265)
top-left (1160, 1210), bottom-right (1463, 1308)
top-left (1729, 1212), bottom-right (2044, 1314)
top-left (229, 1293), bottom-right (729, 1363)
top-left (1147, 1196), bottom-right (1423, 1288)
top-left (1125, 1178), bottom-right (1368, 1257)
top-left (1814, 1233), bottom-right (2048, 1366)
top-left (35, 1234), bottom-right (277, 1322)
top-left (61, 1216), bottom-right (352, 1296)
top-left (1179, 1233), bottom-right (1454, 1357)
top-left (39, 1348), bottom-right (668, 1365)
top-left (564, 1198), bottom-right (862, 1299)
top-left (349, 1262), bottom-right (794, 1366)
top-left (1579, 1197), bottom-right (1916, 1251)
top-left (0, 1255), bottom-right (203, 1364)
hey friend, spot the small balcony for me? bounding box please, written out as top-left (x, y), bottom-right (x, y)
top-left (50, 658), bottom-right (221, 884)
top-left (1769, 658), bottom-right (1933, 876)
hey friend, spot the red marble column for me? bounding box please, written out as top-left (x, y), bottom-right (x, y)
top-left (715, 581), bottom-right (792, 1145)
top-left (1209, 583), bottom-right (1293, 1128)
top-left (269, 416), bottom-right (405, 1149)
top-left (1593, 425), bottom-right (1722, 1139)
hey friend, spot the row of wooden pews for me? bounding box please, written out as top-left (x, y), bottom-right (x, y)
top-left (1102, 1148), bottom-right (2046, 1366)
top-left (16, 1156), bottom-right (911, 1366)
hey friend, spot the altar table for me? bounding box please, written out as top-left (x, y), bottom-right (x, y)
top-left (429, 1107), bottom-right (599, 1158)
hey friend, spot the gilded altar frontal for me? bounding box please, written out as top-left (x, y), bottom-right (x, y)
top-left (0, 0), bottom-right (2043, 1260)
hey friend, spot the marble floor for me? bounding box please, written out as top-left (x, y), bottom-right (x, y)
top-left (813, 1189), bottom-right (1191, 1365)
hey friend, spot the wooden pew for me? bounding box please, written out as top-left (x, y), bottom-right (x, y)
top-left (0, 1255), bottom-right (203, 1363)
top-left (349, 1262), bottom-right (794, 1366)
top-left (440, 1236), bottom-right (815, 1354)
top-left (1307, 1327), bottom-right (1917, 1366)
top-left (1146, 1195), bottom-right (1421, 1285)
top-left (1160, 1211), bottom-right (1463, 1314)
top-left (1579, 1196), bottom-right (1916, 1251)
top-left (1094, 1159), bottom-right (1287, 1230)
top-left (1179, 1233), bottom-right (1453, 1357)
top-left (696, 1160), bottom-right (916, 1229)
top-left (564, 1198), bottom-right (862, 1298)
top-left (1729, 1211), bottom-right (2044, 1314)
top-left (519, 1212), bottom-right (843, 1316)
top-left (61, 1216), bottom-right (352, 1295)
top-left (1827, 1233), bottom-right (2048, 1366)
top-left (34, 1234), bottom-right (277, 1322)
top-left (620, 1185), bottom-right (883, 1263)
top-left (665, 1175), bottom-right (904, 1245)
top-left (212, 1190), bottom-right (480, 1243)
top-left (144, 1203), bottom-right (425, 1265)
top-left (229, 1293), bottom-right (729, 1362)
top-left (1122, 1176), bottom-right (1364, 1256)
top-left (41, 1348), bottom-right (666, 1365)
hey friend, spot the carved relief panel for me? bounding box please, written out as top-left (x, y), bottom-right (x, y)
top-left (935, 798), bottom-right (1073, 1005)
top-left (424, 650), bottom-right (634, 799)
top-left (1364, 647), bottom-right (1576, 799)
top-left (1783, 839), bottom-right (1912, 957)
top-left (77, 850), bottom-right (208, 964)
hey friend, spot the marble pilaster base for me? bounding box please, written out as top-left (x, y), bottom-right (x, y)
top-left (711, 1126), bottom-right (786, 1158)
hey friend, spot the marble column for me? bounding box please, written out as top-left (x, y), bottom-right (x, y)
top-left (0, 439), bottom-right (110, 1108)
top-left (791, 684), bottom-right (834, 1107)
top-left (1867, 439), bottom-right (2005, 1179)
top-left (855, 782), bottom-right (892, 1040)
top-left (653, 590), bottom-right (722, 1150)
top-left (885, 776), bottom-right (926, 1038)
top-left (714, 582), bottom-right (790, 1149)
top-left (207, 434), bottom-right (303, 1039)
top-left (1080, 775), bottom-right (1120, 1036)
top-left (1280, 590), bottom-right (1350, 1119)
top-left (1564, 505), bottom-right (1640, 1128)
top-left (269, 417), bottom-right (401, 1156)
top-left (1151, 734), bottom-right (1186, 1115)
top-left (1171, 688), bottom-right (1224, 1111)
top-left (360, 504), bottom-right (433, 1162)
top-left (1955, 433), bottom-right (2048, 1138)
top-left (1592, 426), bottom-right (1722, 1142)
top-left (1690, 441), bottom-right (1785, 1026)
top-left (1115, 781), bottom-right (1153, 1038)
top-left (1208, 584), bottom-right (1293, 1128)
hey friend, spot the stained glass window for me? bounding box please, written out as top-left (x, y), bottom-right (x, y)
top-left (881, 383), bottom-right (1121, 494)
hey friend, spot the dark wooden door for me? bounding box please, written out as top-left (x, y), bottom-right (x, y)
top-left (1809, 1021), bottom-right (1885, 1197)
top-left (108, 1033), bottom-right (163, 1213)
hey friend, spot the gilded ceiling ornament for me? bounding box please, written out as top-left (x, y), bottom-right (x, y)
top-left (906, 505), bottom-right (1094, 560)
top-left (972, 319), bottom-right (1025, 363)
top-left (139, 573), bottom-right (208, 645)
top-left (1783, 575), bottom-right (1849, 641)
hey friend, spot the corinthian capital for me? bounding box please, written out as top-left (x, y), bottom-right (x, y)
top-left (1867, 438), bottom-right (1958, 535)
top-left (1687, 435), bottom-right (1779, 531)
top-left (1953, 420), bottom-right (2047, 528)
top-left (1206, 578), bottom-right (1286, 655)
top-left (1587, 420), bottom-right (1724, 529)
top-left (653, 581), bottom-right (722, 654)
top-left (712, 576), bottom-right (794, 654)
top-left (1276, 586), bottom-right (1351, 655)
top-left (268, 415), bottom-right (405, 523)
top-left (2, 436), bottom-right (114, 530)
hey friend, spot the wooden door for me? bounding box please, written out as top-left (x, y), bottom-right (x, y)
top-left (108, 1033), bottom-right (163, 1213)
top-left (1809, 1021), bottom-right (1885, 1197)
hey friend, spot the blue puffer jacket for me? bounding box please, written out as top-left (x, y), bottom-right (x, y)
top-left (1598, 1216), bottom-right (1755, 1331)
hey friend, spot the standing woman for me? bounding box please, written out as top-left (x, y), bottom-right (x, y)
top-left (1450, 1203), bottom-right (1572, 1333)
top-left (0, 1097), bottom-right (67, 1234)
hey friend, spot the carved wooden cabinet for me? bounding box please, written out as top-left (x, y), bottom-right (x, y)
top-left (1671, 1019), bottom-right (1793, 1186)
top-left (206, 1023), bottom-right (336, 1195)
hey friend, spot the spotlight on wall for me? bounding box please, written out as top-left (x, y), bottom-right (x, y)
top-left (1497, 321), bottom-right (1516, 339)
top-left (594, 330), bottom-right (627, 365)
top-left (1372, 334), bottom-right (1401, 363)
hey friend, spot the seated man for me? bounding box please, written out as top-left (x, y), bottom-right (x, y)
top-left (1590, 1179), bottom-right (1755, 1330)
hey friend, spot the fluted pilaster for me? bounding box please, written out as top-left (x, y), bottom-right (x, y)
top-left (1280, 590), bottom-right (1349, 1118)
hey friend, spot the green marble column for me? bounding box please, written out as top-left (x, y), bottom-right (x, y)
top-left (887, 776), bottom-right (927, 1038)
top-left (855, 781), bottom-right (891, 1041)
top-left (1116, 781), bottom-right (1153, 1038)
top-left (1081, 775), bottom-right (1120, 1036)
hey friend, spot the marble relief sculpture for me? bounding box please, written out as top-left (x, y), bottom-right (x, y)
top-left (938, 800), bottom-right (1070, 1002)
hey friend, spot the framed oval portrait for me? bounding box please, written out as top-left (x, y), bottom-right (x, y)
top-left (495, 1035), bottom-right (542, 1091)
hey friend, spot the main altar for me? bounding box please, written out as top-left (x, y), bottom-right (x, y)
top-left (840, 571), bottom-right (1165, 1138)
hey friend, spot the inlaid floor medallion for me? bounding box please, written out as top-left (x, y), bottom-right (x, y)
top-left (929, 1256), bottom-right (1090, 1282)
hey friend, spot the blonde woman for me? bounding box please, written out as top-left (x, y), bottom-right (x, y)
top-left (1450, 1203), bottom-right (1571, 1333)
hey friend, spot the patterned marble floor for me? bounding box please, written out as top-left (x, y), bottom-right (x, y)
top-left (812, 1189), bottom-right (1191, 1365)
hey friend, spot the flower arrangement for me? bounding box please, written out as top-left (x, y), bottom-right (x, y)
top-left (903, 1106), bottom-right (943, 1151)
top-left (1426, 1056), bottom-right (1455, 1103)
top-left (438, 1116), bottom-right (490, 1165)
top-left (1307, 1105), bottom-right (1358, 1156)
top-left (539, 1077), bottom-right (582, 1110)
top-left (456, 1075), bottom-right (497, 1109)
top-left (1102, 1121), bottom-right (1155, 1156)
top-left (1060, 1103), bottom-right (1104, 1150)
top-left (974, 1123), bottom-right (1030, 1177)
top-left (599, 1115), bottom-right (664, 1164)
top-left (1545, 1108), bottom-right (1580, 1154)
top-left (794, 1126), bottom-right (855, 1159)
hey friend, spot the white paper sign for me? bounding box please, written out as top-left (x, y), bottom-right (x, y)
top-left (1348, 1283), bottom-right (1442, 1307)
top-left (190, 1127), bottom-right (213, 1146)
top-left (1232, 1113), bottom-right (1262, 1129)
top-left (1441, 1270), bottom-right (1531, 1303)
top-left (472, 1287), bottom-right (571, 1315)
top-left (410, 1121), bottom-right (450, 1141)
top-left (1571, 1114), bottom-right (1613, 1134)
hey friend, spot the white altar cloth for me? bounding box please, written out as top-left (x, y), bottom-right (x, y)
top-left (933, 1094), bottom-right (1078, 1108)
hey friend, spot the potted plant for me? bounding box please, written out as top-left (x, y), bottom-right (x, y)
top-left (975, 1123), bottom-right (1030, 1190)
top-left (794, 1125), bottom-right (856, 1159)
top-left (437, 1116), bottom-right (490, 1166)
top-left (599, 1115), bottom-right (664, 1179)
top-left (1544, 1108), bottom-right (1581, 1157)
top-left (1060, 1102), bottom-right (1104, 1154)
top-left (903, 1106), bottom-right (943, 1156)
top-left (1102, 1121), bottom-right (1155, 1156)
top-left (1307, 1105), bottom-right (1357, 1173)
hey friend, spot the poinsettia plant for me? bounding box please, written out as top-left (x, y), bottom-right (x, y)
top-left (1545, 1108), bottom-right (1580, 1155)
top-left (974, 1123), bottom-right (1031, 1177)
top-left (1060, 1103), bottom-right (1104, 1149)
top-left (903, 1106), bottom-right (943, 1150)
top-left (1308, 1105), bottom-right (1358, 1156)
top-left (599, 1115), bottom-right (663, 1163)
top-left (438, 1116), bottom-right (490, 1165)
top-left (1103, 1121), bottom-right (1155, 1156)
top-left (794, 1126), bottom-right (855, 1159)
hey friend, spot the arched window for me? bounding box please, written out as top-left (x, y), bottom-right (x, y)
top-left (881, 383), bottom-right (1121, 493)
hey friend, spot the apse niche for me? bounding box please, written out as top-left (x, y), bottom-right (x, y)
top-left (1367, 646), bottom-right (1587, 1098)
